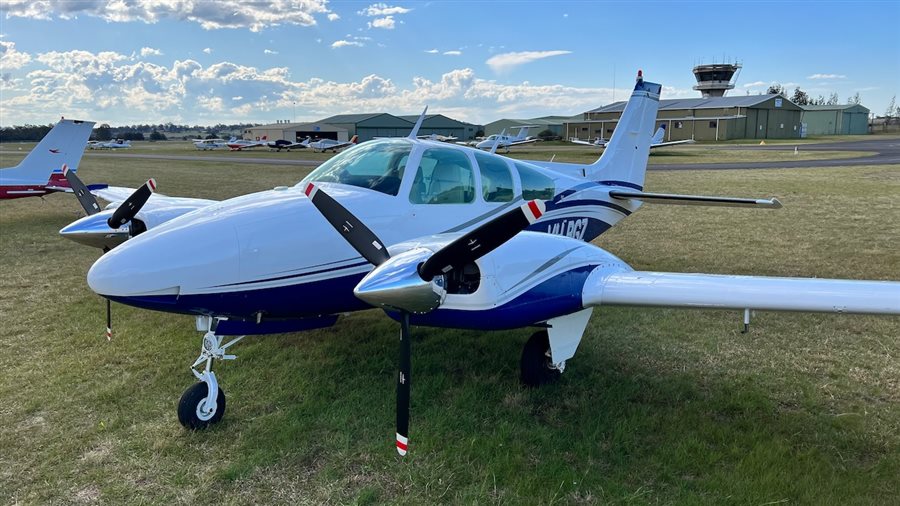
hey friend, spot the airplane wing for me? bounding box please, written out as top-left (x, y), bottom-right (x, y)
top-left (651, 139), bottom-right (696, 149)
top-left (508, 138), bottom-right (541, 147)
top-left (609, 190), bottom-right (781, 208)
top-left (569, 138), bottom-right (602, 147)
top-left (93, 186), bottom-right (217, 210)
top-left (583, 271), bottom-right (900, 315)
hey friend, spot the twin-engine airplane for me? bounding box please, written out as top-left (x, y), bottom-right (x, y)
top-left (64, 72), bottom-right (899, 457)
top-left (0, 118), bottom-right (96, 200)
top-left (472, 126), bottom-right (538, 152)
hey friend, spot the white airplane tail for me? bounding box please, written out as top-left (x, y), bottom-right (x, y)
top-left (513, 126), bottom-right (531, 141)
top-left (584, 71), bottom-right (661, 188)
top-left (1, 119), bottom-right (95, 185)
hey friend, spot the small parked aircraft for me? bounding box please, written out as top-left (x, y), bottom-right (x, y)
top-left (0, 118), bottom-right (96, 200)
top-left (65, 73), bottom-right (900, 457)
top-left (267, 137), bottom-right (311, 151)
top-left (473, 126), bottom-right (537, 152)
top-left (571, 124), bottom-right (695, 149)
top-left (418, 133), bottom-right (459, 142)
top-left (90, 138), bottom-right (132, 149)
top-left (309, 135), bottom-right (359, 153)
top-left (226, 136), bottom-right (267, 151)
top-left (193, 138), bottom-right (228, 150)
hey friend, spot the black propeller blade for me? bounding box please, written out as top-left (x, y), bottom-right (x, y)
top-left (304, 183), bottom-right (391, 266)
top-left (396, 313), bottom-right (411, 456)
top-left (418, 199), bottom-right (546, 281)
top-left (62, 165), bottom-right (102, 216)
top-left (107, 179), bottom-right (157, 229)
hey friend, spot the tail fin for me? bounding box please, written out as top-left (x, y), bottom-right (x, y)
top-left (513, 126), bottom-right (530, 141)
top-left (651, 124), bottom-right (665, 144)
top-left (584, 71), bottom-right (661, 189)
top-left (0, 119), bottom-right (95, 185)
top-left (350, 135), bottom-right (359, 144)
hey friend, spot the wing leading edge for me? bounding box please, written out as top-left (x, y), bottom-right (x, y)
top-left (583, 271), bottom-right (900, 315)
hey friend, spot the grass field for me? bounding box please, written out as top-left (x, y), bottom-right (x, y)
top-left (1, 152), bottom-right (898, 504)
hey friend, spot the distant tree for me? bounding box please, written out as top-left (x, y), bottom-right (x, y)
top-left (766, 83), bottom-right (784, 95)
top-left (827, 92), bottom-right (839, 105)
top-left (149, 130), bottom-right (167, 141)
top-left (205, 132), bottom-right (219, 139)
top-left (885, 95), bottom-right (896, 124)
top-left (94, 124), bottom-right (112, 141)
top-left (811, 94), bottom-right (826, 105)
top-left (791, 87), bottom-right (810, 105)
top-left (849, 92), bottom-right (861, 105)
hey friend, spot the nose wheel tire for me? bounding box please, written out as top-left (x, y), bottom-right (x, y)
top-left (520, 330), bottom-right (562, 387)
top-left (178, 381), bottom-right (226, 429)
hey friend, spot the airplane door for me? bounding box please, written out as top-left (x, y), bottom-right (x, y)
top-left (756, 109), bottom-right (768, 139)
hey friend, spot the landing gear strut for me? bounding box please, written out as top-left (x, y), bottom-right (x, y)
top-left (519, 330), bottom-right (563, 387)
top-left (177, 329), bottom-right (243, 429)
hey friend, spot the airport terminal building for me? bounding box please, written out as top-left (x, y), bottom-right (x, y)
top-left (245, 114), bottom-right (481, 142)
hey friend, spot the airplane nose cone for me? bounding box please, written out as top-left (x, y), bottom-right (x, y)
top-left (87, 216), bottom-right (240, 298)
top-left (59, 211), bottom-right (129, 250)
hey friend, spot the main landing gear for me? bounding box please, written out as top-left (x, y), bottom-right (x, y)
top-left (177, 329), bottom-right (244, 430)
top-left (519, 329), bottom-right (563, 387)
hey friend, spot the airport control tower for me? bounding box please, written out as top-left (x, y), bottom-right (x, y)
top-left (692, 62), bottom-right (741, 97)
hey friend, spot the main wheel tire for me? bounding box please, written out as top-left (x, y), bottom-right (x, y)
top-left (178, 382), bottom-right (226, 430)
top-left (520, 330), bottom-right (561, 387)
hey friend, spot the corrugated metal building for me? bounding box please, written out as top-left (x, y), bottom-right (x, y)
top-left (800, 104), bottom-right (870, 135)
top-left (244, 122), bottom-right (349, 142)
top-left (566, 95), bottom-right (804, 141)
top-left (315, 113), bottom-right (416, 142)
top-left (398, 114), bottom-right (482, 140)
top-left (485, 116), bottom-right (578, 137)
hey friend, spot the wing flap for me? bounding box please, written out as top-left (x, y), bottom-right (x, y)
top-left (585, 271), bottom-right (900, 315)
top-left (609, 190), bottom-right (781, 208)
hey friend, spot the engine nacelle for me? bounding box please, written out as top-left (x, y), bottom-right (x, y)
top-left (353, 247), bottom-right (447, 314)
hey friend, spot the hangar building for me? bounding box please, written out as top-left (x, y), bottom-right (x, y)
top-left (243, 121), bottom-right (349, 142)
top-left (565, 95), bottom-right (804, 142)
top-left (485, 116), bottom-right (576, 137)
top-left (398, 114), bottom-right (481, 140)
top-left (800, 104), bottom-right (870, 135)
top-left (315, 113), bottom-right (417, 141)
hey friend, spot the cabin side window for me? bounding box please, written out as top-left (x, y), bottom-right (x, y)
top-left (514, 162), bottom-right (555, 200)
top-left (473, 151), bottom-right (514, 203)
top-left (409, 148), bottom-right (475, 204)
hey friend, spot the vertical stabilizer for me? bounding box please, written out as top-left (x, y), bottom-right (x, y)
top-left (586, 72), bottom-right (661, 189)
top-left (513, 126), bottom-right (530, 141)
top-left (0, 119), bottom-right (95, 185)
top-left (651, 124), bottom-right (666, 144)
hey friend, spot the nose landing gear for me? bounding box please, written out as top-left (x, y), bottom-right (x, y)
top-left (177, 329), bottom-right (244, 430)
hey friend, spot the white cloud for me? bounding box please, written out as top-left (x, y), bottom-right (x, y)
top-left (486, 50), bottom-right (572, 73)
top-left (443, 50), bottom-right (462, 56)
top-left (2, 0), bottom-right (330, 32)
top-left (0, 40), bottom-right (32, 70)
top-left (139, 47), bottom-right (162, 57)
top-left (424, 49), bottom-right (438, 54)
top-left (327, 13), bottom-right (340, 21)
top-left (357, 3), bottom-right (411, 16)
top-left (808, 73), bottom-right (846, 80)
top-left (202, 47), bottom-right (212, 54)
top-left (264, 49), bottom-right (279, 55)
top-left (369, 16), bottom-right (395, 29)
top-left (742, 81), bottom-right (768, 88)
top-left (232, 96), bottom-right (243, 100)
top-left (332, 40), bottom-right (363, 48)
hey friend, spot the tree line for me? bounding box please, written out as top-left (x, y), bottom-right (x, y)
top-left (0, 122), bottom-right (259, 142)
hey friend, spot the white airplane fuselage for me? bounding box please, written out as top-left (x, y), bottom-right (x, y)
top-left (87, 139), bottom-right (642, 330)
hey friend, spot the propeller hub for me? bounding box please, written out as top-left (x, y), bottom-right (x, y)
top-left (353, 248), bottom-right (447, 314)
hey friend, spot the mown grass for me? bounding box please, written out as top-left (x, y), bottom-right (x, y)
top-left (0, 152), bottom-right (898, 504)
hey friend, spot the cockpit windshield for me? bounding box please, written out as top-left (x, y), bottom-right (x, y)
top-left (299, 139), bottom-right (412, 196)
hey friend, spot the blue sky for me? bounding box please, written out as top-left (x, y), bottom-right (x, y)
top-left (1, 1), bottom-right (897, 127)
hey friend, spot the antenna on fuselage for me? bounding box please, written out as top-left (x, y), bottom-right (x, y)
top-left (408, 106), bottom-right (428, 139)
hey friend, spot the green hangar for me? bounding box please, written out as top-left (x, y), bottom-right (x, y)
top-left (800, 104), bottom-right (870, 135)
top-left (566, 95), bottom-right (805, 142)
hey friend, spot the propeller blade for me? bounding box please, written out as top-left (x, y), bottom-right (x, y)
top-left (62, 165), bottom-right (102, 216)
top-left (304, 183), bottom-right (391, 266)
top-left (107, 179), bottom-right (157, 229)
top-left (418, 199), bottom-right (546, 281)
top-left (396, 312), bottom-right (411, 456)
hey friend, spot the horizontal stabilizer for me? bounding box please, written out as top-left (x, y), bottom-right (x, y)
top-left (609, 190), bottom-right (781, 209)
top-left (585, 271), bottom-right (900, 315)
